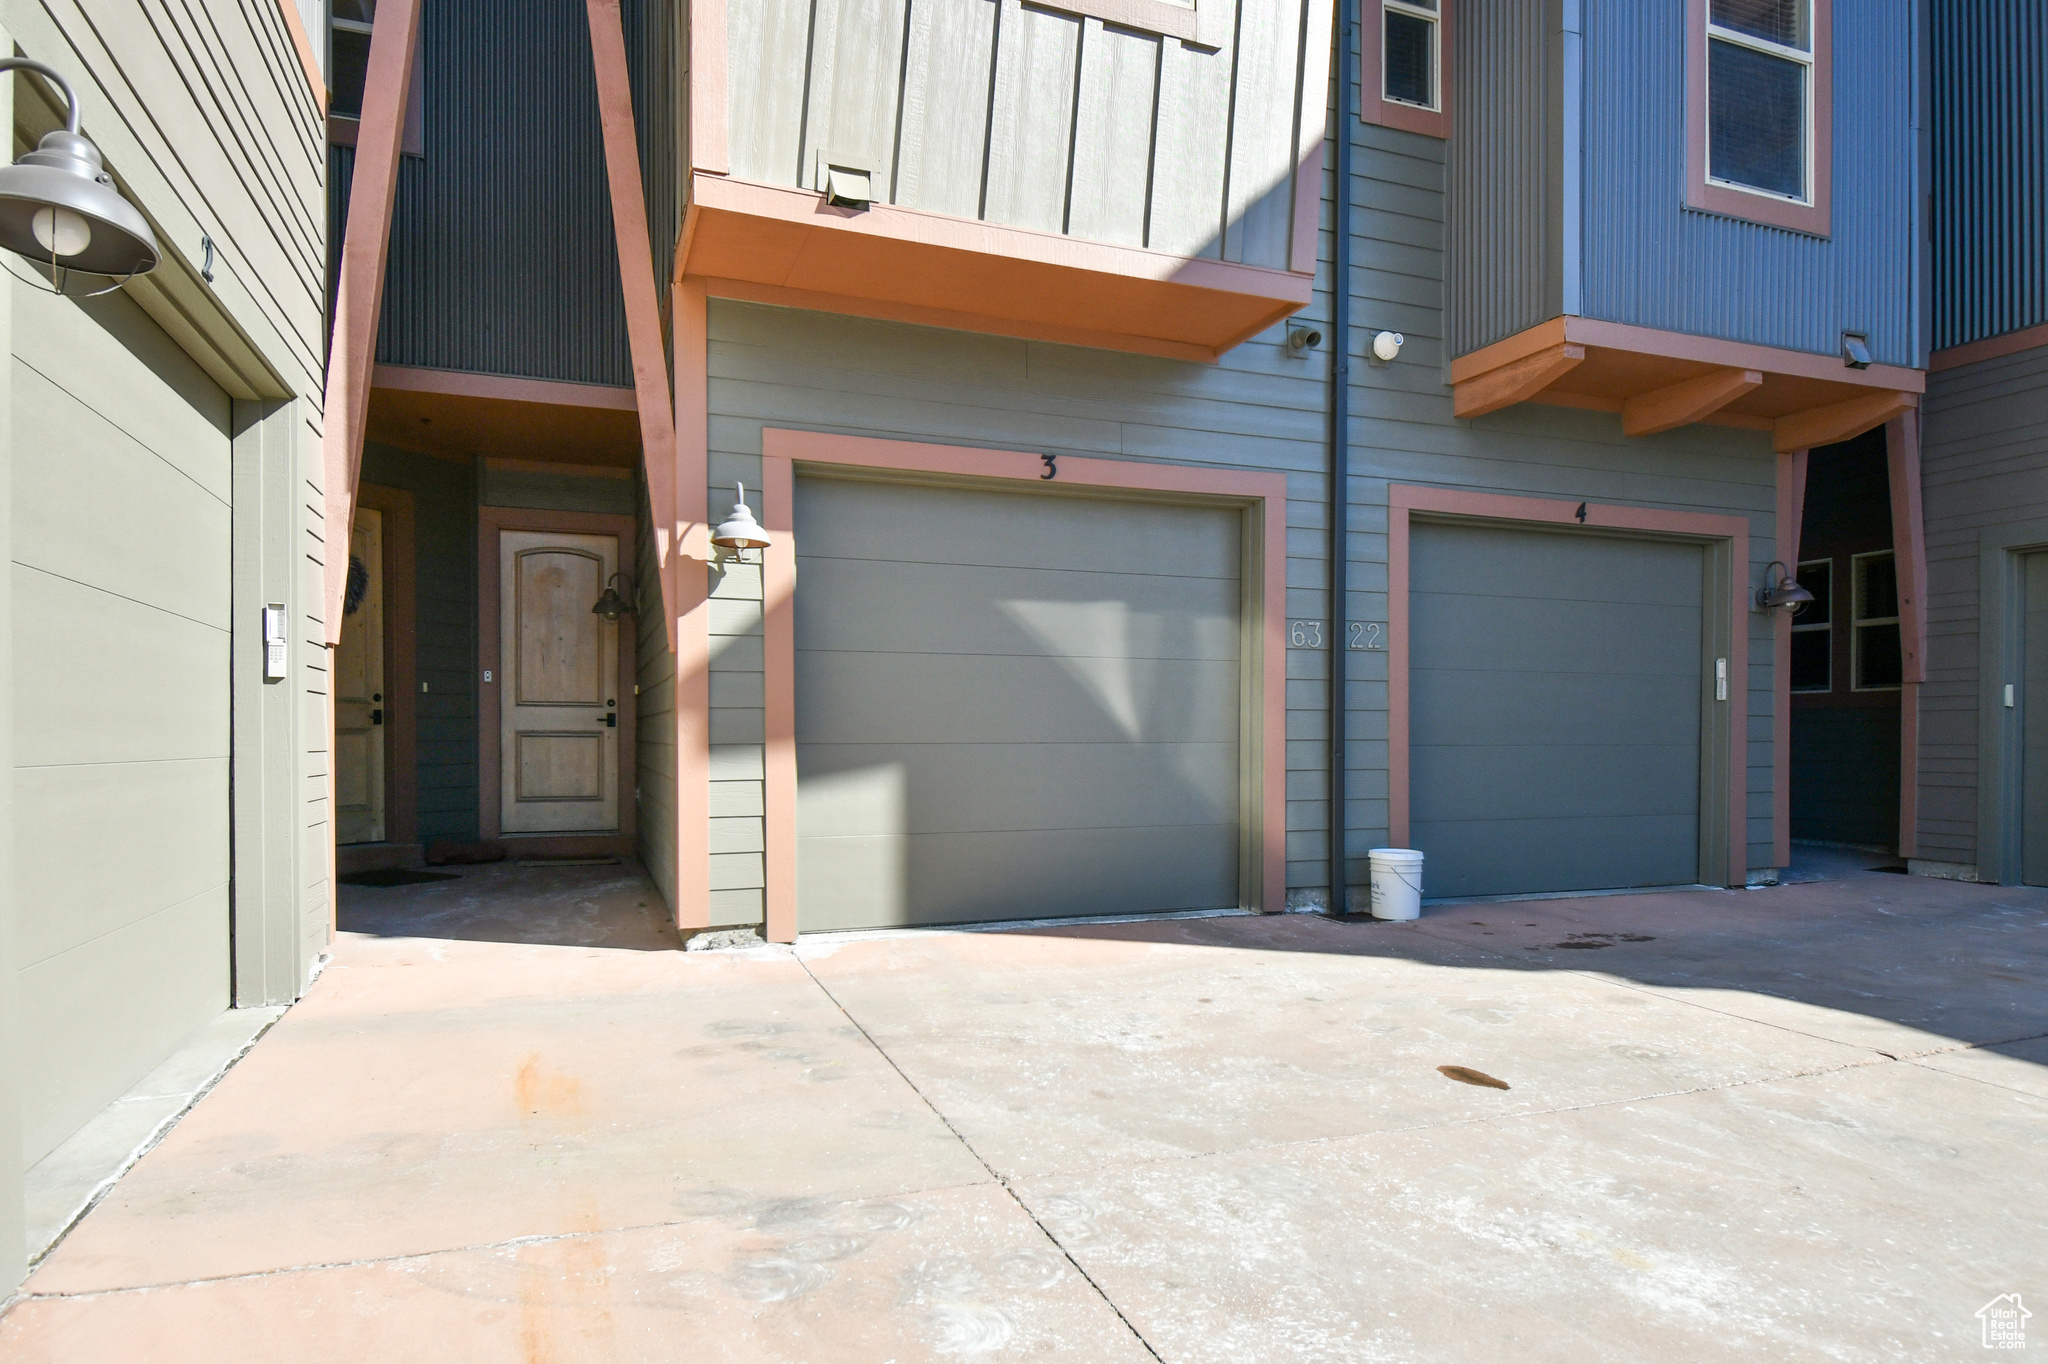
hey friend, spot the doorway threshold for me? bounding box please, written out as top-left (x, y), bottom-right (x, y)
top-left (1422, 883), bottom-right (1720, 909)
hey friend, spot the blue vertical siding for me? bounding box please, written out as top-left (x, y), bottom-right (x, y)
top-left (1930, 0), bottom-right (2047, 351)
top-left (1578, 0), bottom-right (1920, 366)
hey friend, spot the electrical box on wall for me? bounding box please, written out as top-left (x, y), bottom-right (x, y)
top-left (263, 604), bottom-right (287, 681)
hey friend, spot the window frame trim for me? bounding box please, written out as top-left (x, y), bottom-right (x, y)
top-left (1362, 0), bottom-right (1452, 139)
top-left (1684, 0), bottom-right (1832, 237)
top-left (1789, 556), bottom-right (1833, 694)
top-left (1850, 548), bottom-right (1902, 693)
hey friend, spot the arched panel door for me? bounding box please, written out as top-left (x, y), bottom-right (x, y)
top-left (499, 531), bottom-right (620, 833)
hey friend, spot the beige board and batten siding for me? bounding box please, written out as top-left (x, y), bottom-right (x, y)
top-left (722, 0), bottom-right (1315, 267)
top-left (1915, 344), bottom-right (2048, 877)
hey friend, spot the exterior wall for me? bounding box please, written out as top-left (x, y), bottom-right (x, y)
top-left (722, 0), bottom-right (1316, 267)
top-left (1448, 0), bottom-right (1921, 367)
top-left (332, 0), bottom-right (675, 386)
top-left (2, 0), bottom-right (327, 1276)
top-left (1445, 0), bottom-right (1557, 358)
top-left (1929, 0), bottom-right (2047, 351)
top-left (686, 104), bottom-right (1783, 932)
top-left (1915, 343), bottom-right (2048, 871)
top-left (1578, 0), bottom-right (1921, 366)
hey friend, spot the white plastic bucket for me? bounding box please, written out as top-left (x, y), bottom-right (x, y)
top-left (1367, 848), bottom-right (1425, 920)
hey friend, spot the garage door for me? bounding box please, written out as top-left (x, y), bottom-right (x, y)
top-left (1410, 521), bottom-right (1705, 899)
top-left (794, 476), bottom-right (1242, 930)
top-left (2023, 551), bottom-right (2048, 886)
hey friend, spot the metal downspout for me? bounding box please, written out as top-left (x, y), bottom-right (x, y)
top-left (1328, 0), bottom-right (1354, 913)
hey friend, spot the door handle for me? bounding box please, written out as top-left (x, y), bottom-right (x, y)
top-left (596, 714), bottom-right (616, 727)
top-left (370, 709), bottom-right (384, 725)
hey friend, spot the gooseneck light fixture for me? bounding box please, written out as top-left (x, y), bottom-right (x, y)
top-left (1756, 560), bottom-right (1815, 612)
top-left (589, 572), bottom-right (637, 622)
top-left (711, 483), bottom-right (772, 565)
top-left (0, 58), bottom-right (160, 292)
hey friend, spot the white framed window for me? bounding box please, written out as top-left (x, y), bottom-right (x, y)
top-left (1706, 0), bottom-right (1813, 202)
top-left (1789, 558), bottom-right (1831, 693)
top-left (1851, 550), bottom-right (1902, 691)
top-left (1383, 0), bottom-right (1441, 111)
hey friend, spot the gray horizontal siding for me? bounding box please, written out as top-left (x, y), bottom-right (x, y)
top-left (1915, 343), bottom-right (2048, 867)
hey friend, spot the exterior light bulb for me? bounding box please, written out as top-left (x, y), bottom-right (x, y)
top-left (31, 204), bottom-right (90, 258)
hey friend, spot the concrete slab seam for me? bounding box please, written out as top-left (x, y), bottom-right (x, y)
top-left (27, 1008), bottom-right (291, 1273)
top-left (793, 954), bottom-right (1168, 1364)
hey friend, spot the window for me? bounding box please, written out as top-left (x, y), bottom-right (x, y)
top-left (1684, 0), bottom-right (1830, 235)
top-left (1363, 0), bottom-right (1452, 138)
top-left (1851, 551), bottom-right (1901, 690)
top-left (1789, 558), bottom-right (1831, 692)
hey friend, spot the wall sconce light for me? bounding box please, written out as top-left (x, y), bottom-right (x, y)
top-left (1372, 330), bottom-right (1406, 362)
top-left (0, 58), bottom-right (160, 293)
top-left (712, 482), bottom-right (772, 565)
top-left (1840, 331), bottom-right (1873, 370)
top-left (590, 572), bottom-right (636, 622)
top-left (1756, 560), bottom-right (1814, 612)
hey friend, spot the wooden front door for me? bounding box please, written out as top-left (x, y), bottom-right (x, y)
top-left (499, 529), bottom-right (621, 833)
top-left (335, 509), bottom-right (386, 844)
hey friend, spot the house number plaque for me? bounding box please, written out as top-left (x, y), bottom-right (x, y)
top-left (1287, 621), bottom-right (1385, 650)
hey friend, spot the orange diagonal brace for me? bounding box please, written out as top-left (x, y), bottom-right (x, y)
top-left (587, 0), bottom-right (679, 653)
top-left (321, 0), bottom-right (422, 645)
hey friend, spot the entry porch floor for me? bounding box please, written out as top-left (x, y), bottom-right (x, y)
top-left (4, 855), bottom-right (2046, 1360)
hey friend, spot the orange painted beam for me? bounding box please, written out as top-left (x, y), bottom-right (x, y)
top-left (321, 0), bottom-right (422, 644)
top-left (1887, 410), bottom-right (1928, 859)
top-left (1773, 389), bottom-right (1916, 454)
top-left (587, 0), bottom-right (679, 654)
top-left (1622, 367), bottom-right (1763, 437)
top-left (275, 0), bottom-right (325, 107)
top-left (1453, 343), bottom-right (1586, 419)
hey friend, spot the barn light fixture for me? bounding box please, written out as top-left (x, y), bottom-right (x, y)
top-left (590, 572), bottom-right (636, 622)
top-left (712, 483), bottom-right (771, 564)
top-left (0, 58), bottom-right (160, 291)
top-left (1756, 560), bottom-right (1815, 612)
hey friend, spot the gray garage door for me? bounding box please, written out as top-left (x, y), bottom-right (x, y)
top-left (794, 476), bottom-right (1242, 930)
top-left (1410, 521), bottom-right (1705, 898)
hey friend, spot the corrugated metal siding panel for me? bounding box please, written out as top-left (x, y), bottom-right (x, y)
top-left (627, 0), bottom-right (682, 303)
top-left (374, 0), bottom-right (632, 384)
top-left (1916, 342), bottom-right (2048, 865)
top-left (1445, 0), bottom-right (1553, 359)
top-left (1579, 0), bottom-right (1919, 365)
top-left (1931, 0), bottom-right (2047, 351)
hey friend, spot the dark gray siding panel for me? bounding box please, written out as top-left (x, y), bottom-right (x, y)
top-left (358, 446), bottom-right (481, 843)
top-left (1790, 709), bottom-right (1900, 849)
top-left (1446, 0), bottom-right (1554, 358)
top-left (1579, 0), bottom-right (1920, 366)
top-left (1930, 0), bottom-right (2048, 350)
top-left (332, 0), bottom-right (656, 386)
top-left (1916, 343), bottom-right (2048, 867)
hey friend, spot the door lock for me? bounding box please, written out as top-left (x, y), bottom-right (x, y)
top-left (595, 713), bottom-right (616, 727)
top-left (370, 709), bottom-right (384, 724)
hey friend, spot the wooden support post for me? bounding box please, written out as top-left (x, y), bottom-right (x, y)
top-left (673, 285), bottom-right (712, 933)
top-left (1887, 409), bottom-right (1928, 858)
top-left (1773, 447), bottom-right (1809, 870)
top-left (321, 0), bottom-right (423, 644)
top-left (1622, 367), bottom-right (1763, 437)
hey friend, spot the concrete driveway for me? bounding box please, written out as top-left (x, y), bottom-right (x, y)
top-left (4, 855), bottom-right (2044, 1361)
